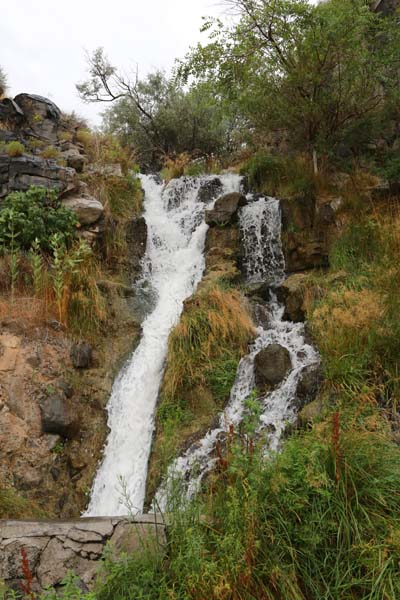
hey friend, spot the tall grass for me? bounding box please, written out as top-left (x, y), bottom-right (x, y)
top-left (93, 415), bottom-right (400, 600)
top-left (308, 206), bottom-right (400, 408)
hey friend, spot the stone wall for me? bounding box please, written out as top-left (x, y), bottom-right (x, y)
top-left (0, 514), bottom-right (165, 593)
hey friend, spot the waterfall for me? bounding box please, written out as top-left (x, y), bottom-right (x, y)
top-left (155, 195), bottom-right (319, 509)
top-left (84, 173), bottom-right (242, 517)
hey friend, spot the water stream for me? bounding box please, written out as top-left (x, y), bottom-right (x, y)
top-left (155, 195), bottom-right (319, 509)
top-left (85, 174), bottom-right (242, 516)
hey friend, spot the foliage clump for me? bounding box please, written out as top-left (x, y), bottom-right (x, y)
top-left (0, 187), bottom-right (77, 252)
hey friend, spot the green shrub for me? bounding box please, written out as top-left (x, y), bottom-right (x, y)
top-left (240, 151), bottom-right (285, 191)
top-left (0, 187), bottom-right (77, 252)
top-left (5, 141), bottom-right (24, 157)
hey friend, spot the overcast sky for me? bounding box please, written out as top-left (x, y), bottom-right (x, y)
top-left (2, 0), bottom-right (225, 126)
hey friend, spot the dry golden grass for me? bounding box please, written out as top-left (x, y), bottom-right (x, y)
top-left (163, 286), bottom-right (255, 402)
top-left (0, 295), bottom-right (56, 329)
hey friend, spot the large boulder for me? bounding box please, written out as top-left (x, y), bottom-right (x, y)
top-left (13, 93), bottom-right (61, 143)
top-left (40, 391), bottom-right (77, 437)
top-left (254, 343), bottom-right (292, 388)
top-left (205, 192), bottom-right (247, 226)
top-left (62, 195), bottom-right (103, 226)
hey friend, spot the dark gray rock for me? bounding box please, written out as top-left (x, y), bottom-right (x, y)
top-left (254, 343), bottom-right (292, 388)
top-left (125, 216), bottom-right (148, 281)
top-left (14, 93), bottom-right (61, 143)
top-left (40, 392), bottom-right (77, 437)
top-left (0, 98), bottom-right (24, 127)
top-left (197, 177), bottom-right (222, 203)
top-left (0, 154), bottom-right (78, 198)
top-left (70, 342), bottom-right (93, 369)
top-left (205, 192), bottom-right (247, 226)
top-left (293, 363), bottom-right (323, 410)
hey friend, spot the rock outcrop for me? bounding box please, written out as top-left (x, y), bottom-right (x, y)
top-left (0, 155), bottom-right (78, 199)
top-left (280, 193), bottom-right (339, 272)
top-left (0, 92), bottom-right (107, 243)
top-left (0, 515), bottom-right (165, 593)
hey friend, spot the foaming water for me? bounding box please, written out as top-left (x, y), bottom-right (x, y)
top-left (155, 196), bottom-right (319, 509)
top-left (85, 174), bottom-right (242, 516)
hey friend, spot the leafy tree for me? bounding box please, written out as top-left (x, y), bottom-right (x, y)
top-left (181, 0), bottom-right (400, 170)
top-left (0, 187), bottom-right (77, 252)
top-left (0, 65), bottom-right (7, 96)
top-left (77, 49), bottom-right (238, 168)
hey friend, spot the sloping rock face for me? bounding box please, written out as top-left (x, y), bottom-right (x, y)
top-left (0, 515), bottom-right (165, 594)
top-left (0, 155), bottom-right (78, 198)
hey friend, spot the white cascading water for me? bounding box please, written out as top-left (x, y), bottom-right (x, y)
top-left (155, 195), bottom-right (319, 509)
top-left (85, 173), bottom-right (243, 517)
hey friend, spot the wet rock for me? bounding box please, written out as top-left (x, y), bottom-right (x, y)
top-left (197, 177), bottom-right (222, 203)
top-left (249, 300), bottom-right (270, 328)
top-left (62, 195), bottom-right (103, 225)
top-left (40, 391), bottom-right (77, 437)
top-left (205, 192), bottom-right (247, 226)
top-left (276, 273), bottom-right (308, 322)
top-left (70, 342), bottom-right (93, 369)
top-left (125, 216), bottom-right (148, 281)
top-left (293, 363), bottom-right (323, 410)
top-left (254, 343), bottom-right (292, 388)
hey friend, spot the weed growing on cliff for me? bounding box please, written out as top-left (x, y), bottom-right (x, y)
top-left (5, 141), bottom-right (24, 157)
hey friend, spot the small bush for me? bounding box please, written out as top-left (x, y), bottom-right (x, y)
top-left (240, 151), bottom-right (285, 191)
top-left (0, 186), bottom-right (77, 252)
top-left (5, 141), bottom-right (24, 157)
top-left (41, 145), bottom-right (60, 160)
top-left (76, 128), bottom-right (93, 149)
